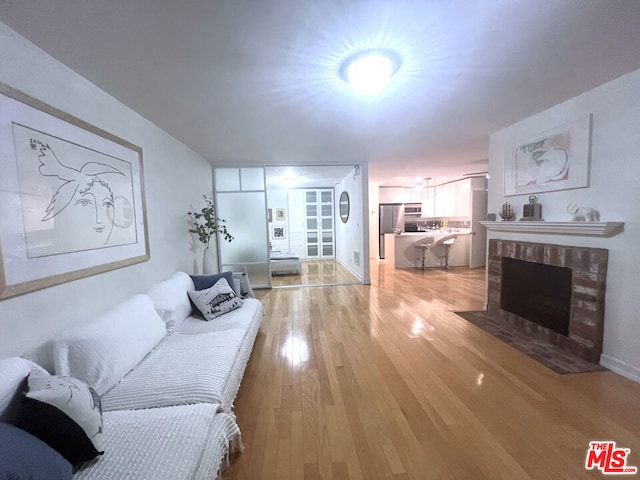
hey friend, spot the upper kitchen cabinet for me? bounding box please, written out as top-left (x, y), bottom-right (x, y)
top-left (434, 178), bottom-right (484, 218)
top-left (379, 186), bottom-right (404, 203)
top-left (435, 181), bottom-right (458, 217)
top-left (403, 186), bottom-right (423, 204)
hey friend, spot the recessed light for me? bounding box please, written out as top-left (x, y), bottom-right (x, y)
top-left (340, 49), bottom-right (401, 96)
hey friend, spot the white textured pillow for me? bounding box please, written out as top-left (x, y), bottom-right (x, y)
top-left (188, 278), bottom-right (243, 320)
top-left (147, 272), bottom-right (195, 332)
top-left (51, 294), bottom-right (167, 396)
top-left (0, 357), bottom-right (48, 419)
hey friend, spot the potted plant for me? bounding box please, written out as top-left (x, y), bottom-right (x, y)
top-left (188, 195), bottom-right (233, 273)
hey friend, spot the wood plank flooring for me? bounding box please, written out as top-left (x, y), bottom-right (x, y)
top-left (223, 261), bottom-right (640, 480)
top-left (270, 260), bottom-right (360, 287)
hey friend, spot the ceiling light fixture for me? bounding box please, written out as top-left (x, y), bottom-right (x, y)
top-left (340, 49), bottom-right (401, 96)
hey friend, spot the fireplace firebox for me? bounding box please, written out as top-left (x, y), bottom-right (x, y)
top-left (500, 257), bottom-right (572, 336)
top-left (487, 239), bottom-right (608, 363)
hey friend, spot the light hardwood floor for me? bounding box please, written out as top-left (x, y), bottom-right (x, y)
top-left (223, 261), bottom-right (640, 480)
top-left (271, 260), bottom-right (360, 287)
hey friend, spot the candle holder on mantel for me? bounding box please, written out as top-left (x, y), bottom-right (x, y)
top-left (499, 202), bottom-right (515, 221)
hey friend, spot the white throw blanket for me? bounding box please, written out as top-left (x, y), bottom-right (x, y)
top-left (101, 329), bottom-right (247, 412)
top-left (74, 404), bottom-right (241, 480)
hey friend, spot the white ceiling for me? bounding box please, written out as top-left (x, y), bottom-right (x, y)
top-left (2, 1), bottom-right (640, 186)
top-left (266, 165), bottom-right (355, 190)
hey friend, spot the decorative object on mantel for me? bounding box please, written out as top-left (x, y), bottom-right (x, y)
top-left (392, 227), bottom-right (403, 235)
top-left (499, 203), bottom-right (515, 221)
top-left (566, 202), bottom-right (600, 222)
top-left (188, 195), bottom-right (233, 274)
top-left (521, 195), bottom-right (543, 221)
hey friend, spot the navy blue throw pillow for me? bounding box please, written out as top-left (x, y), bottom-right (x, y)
top-left (190, 271), bottom-right (237, 294)
top-left (0, 422), bottom-right (73, 479)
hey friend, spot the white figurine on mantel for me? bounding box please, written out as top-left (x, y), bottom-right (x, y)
top-left (567, 202), bottom-right (600, 222)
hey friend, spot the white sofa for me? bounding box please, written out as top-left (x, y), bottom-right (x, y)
top-left (0, 271), bottom-right (263, 480)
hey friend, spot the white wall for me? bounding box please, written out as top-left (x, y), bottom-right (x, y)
top-left (335, 166), bottom-right (368, 281)
top-left (487, 68), bottom-right (640, 382)
top-left (0, 23), bottom-right (214, 357)
top-left (368, 185), bottom-right (380, 259)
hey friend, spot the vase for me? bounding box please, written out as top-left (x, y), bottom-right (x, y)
top-left (202, 246), bottom-right (215, 274)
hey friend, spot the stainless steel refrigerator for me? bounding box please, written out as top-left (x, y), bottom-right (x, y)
top-left (379, 204), bottom-right (404, 259)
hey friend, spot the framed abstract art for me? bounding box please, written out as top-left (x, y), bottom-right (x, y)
top-left (504, 115), bottom-right (592, 196)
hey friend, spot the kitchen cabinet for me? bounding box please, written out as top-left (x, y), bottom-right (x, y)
top-left (434, 178), bottom-right (473, 218)
top-left (456, 179), bottom-right (472, 217)
top-left (379, 186), bottom-right (404, 203)
top-left (384, 231), bottom-right (471, 269)
top-left (435, 182), bottom-right (457, 217)
top-left (403, 186), bottom-right (423, 203)
top-left (421, 197), bottom-right (435, 217)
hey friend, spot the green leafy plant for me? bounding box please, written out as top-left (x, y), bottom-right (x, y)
top-left (187, 195), bottom-right (234, 247)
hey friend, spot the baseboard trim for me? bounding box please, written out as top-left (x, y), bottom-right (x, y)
top-left (336, 257), bottom-right (362, 282)
top-left (600, 354), bottom-right (640, 384)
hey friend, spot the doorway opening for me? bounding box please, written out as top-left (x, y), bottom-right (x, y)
top-left (265, 165), bottom-right (367, 288)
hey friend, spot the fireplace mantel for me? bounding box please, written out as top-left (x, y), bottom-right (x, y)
top-left (480, 221), bottom-right (624, 237)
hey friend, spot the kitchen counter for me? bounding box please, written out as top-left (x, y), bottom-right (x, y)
top-left (384, 229), bottom-right (471, 269)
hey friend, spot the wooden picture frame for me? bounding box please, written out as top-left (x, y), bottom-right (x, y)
top-left (267, 208), bottom-right (273, 223)
top-left (0, 83), bottom-right (149, 300)
top-left (276, 208), bottom-right (285, 221)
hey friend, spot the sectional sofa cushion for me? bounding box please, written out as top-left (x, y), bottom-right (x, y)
top-left (0, 422), bottom-right (73, 480)
top-left (188, 278), bottom-right (243, 321)
top-left (100, 328), bottom-right (248, 412)
top-left (178, 298), bottom-right (264, 335)
top-left (14, 372), bottom-right (104, 467)
top-left (191, 271), bottom-right (236, 294)
top-left (147, 272), bottom-right (195, 332)
top-left (33, 294), bottom-right (166, 396)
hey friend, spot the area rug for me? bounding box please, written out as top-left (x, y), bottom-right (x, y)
top-left (454, 311), bottom-right (607, 374)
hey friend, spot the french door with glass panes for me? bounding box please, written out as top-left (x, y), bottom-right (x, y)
top-left (304, 189), bottom-right (334, 259)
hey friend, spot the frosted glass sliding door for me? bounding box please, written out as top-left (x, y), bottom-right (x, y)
top-left (215, 168), bottom-right (270, 288)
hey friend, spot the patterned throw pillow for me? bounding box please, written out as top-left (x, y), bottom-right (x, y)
top-left (13, 372), bottom-right (104, 468)
top-left (188, 277), bottom-right (244, 320)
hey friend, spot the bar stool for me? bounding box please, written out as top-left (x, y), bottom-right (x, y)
top-left (413, 236), bottom-right (434, 270)
top-left (435, 234), bottom-right (457, 270)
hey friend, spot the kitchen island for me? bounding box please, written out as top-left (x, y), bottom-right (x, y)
top-left (383, 230), bottom-right (471, 269)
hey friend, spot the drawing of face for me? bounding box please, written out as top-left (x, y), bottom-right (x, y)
top-left (74, 178), bottom-right (116, 245)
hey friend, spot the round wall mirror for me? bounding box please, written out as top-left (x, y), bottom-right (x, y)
top-left (339, 191), bottom-right (350, 223)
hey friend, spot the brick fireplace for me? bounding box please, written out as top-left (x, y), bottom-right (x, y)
top-left (487, 239), bottom-right (608, 363)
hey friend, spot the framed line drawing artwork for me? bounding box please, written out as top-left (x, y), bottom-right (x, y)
top-left (504, 115), bottom-right (592, 196)
top-left (276, 208), bottom-right (285, 221)
top-left (271, 225), bottom-right (286, 240)
top-left (0, 83), bottom-right (149, 300)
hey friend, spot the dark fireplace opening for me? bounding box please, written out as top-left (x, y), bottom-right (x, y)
top-left (500, 257), bottom-right (572, 336)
